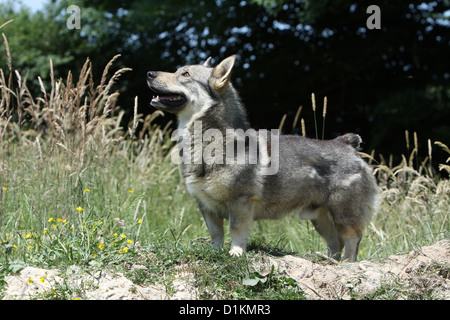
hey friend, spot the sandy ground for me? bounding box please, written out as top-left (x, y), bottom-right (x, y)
top-left (3, 239), bottom-right (448, 300)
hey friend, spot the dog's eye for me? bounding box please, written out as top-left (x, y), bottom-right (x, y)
top-left (181, 71), bottom-right (190, 77)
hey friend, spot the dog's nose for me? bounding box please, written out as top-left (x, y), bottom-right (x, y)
top-left (147, 71), bottom-right (157, 80)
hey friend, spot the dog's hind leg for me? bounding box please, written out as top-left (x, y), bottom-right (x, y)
top-left (331, 206), bottom-right (366, 262)
top-left (200, 205), bottom-right (224, 250)
top-left (311, 208), bottom-right (344, 260)
top-left (337, 225), bottom-right (362, 263)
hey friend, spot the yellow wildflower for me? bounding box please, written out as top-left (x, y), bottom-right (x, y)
top-left (2, 187), bottom-right (7, 191)
top-left (25, 233), bottom-right (32, 239)
top-left (52, 225), bottom-right (57, 229)
top-left (138, 219), bottom-right (142, 224)
top-left (84, 188), bottom-right (90, 192)
top-left (120, 234), bottom-right (126, 239)
top-left (43, 228), bottom-right (48, 234)
top-left (28, 278), bottom-right (33, 284)
top-left (48, 217), bottom-right (53, 222)
top-left (127, 239), bottom-right (133, 245)
top-left (76, 207), bottom-right (84, 212)
top-left (98, 243), bottom-right (104, 250)
top-left (128, 190), bottom-right (133, 194)
top-left (40, 277), bottom-right (45, 283)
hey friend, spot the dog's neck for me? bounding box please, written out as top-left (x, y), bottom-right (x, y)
top-left (177, 85), bottom-right (250, 179)
top-left (178, 84), bottom-right (250, 133)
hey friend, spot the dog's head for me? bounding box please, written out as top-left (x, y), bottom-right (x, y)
top-left (146, 55), bottom-right (236, 116)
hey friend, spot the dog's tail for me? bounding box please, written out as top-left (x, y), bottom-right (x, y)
top-left (334, 133), bottom-right (362, 149)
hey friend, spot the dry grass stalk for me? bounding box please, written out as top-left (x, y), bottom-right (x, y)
top-left (0, 19), bottom-right (14, 29)
top-left (278, 113), bottom-right (287, 132)
top-left (292, 105), bottom-right (302, 131)
top-left (311, 93), bottom-right (316, 111)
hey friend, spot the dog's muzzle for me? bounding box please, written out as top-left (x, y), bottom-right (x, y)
top-left (147, 71), bottom-right (187, 110)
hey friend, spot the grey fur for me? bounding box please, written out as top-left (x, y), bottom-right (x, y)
top-left (147, 55), bottom-right (380, 262)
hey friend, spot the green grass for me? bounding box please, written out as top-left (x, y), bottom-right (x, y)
top-left (0, 41), bottom-right (449, 299)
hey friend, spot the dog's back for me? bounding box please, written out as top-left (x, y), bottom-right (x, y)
top-left (253, 134), bottom-right (378, 221)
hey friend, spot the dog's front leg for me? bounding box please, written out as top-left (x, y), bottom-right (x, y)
top-left (200, 206), bottom-right (224, 250)
top-left (228, 199), bottom-right (254, 256)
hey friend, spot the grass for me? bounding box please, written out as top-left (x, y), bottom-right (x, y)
top-left (0, 31), bottom-right (449, 299)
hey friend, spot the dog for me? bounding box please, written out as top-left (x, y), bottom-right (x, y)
top-left (147, 55), bottom-right (380, 262)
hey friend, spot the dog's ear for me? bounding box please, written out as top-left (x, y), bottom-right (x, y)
top-left (211, 55), bottom-right (236, 91)
top-left (203, 57), bottom-right (212, 68)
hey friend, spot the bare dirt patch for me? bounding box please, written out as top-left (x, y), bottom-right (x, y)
top-left (261, 239), bottom-right (449, 299)
top-left (2, 239), bottom-right (449, 300)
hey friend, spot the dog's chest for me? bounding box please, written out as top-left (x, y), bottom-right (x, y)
top-left (185, 175), bottom-right (229, 200)
top-left (183, 166), bottom-right (233, 213)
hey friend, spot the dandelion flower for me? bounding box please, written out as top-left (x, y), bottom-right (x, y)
top-left (123, 247), bottom-right (129, 253)
top-left (52, 225), bottom-right (57, 230)
top-left (128, 190), bottom-right (133, 194)
top-left (120, 234), bottom-right (126, 239)
top-left (84, 188), bottom-right (90, 192)
top-left (76, 207), bottom-right (84, 213)
top-left (25, 233), bottom-right (32, 239)
top-left (27, 245), bottom-right (32, 250)
top-left (48, 217), bottom-right (54, 222)
top-left (56, 218), bottom-right (62, 222)
top-left (98, 243), bottom-right (104, 250)
top-left (138, 219), bottom-right (142, 224)
top-left (40, 277), bottom-right (45, 283)
top-left (127, 239), bottom-right (133, 245)
top-left (63, 219), bottom-right (67, 223)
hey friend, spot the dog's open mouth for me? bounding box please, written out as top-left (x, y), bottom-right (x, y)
top-left (150, 91), bottom-right (186, 109)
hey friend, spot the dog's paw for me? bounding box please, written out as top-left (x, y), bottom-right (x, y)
top-left (229, 247), bottom-right (244, 257)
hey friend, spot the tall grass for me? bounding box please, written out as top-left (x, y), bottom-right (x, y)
top-left (0, 31), bottom-right (188, 270)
